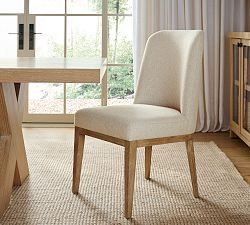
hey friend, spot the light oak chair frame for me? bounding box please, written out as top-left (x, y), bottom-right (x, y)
top-left (72, 126), bottom-right (198, 219)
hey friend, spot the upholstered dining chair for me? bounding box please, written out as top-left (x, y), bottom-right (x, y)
top-left (72, 30), bottom-right (203, 219)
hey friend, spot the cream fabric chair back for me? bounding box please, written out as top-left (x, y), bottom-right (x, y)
top-left (134, 30), bottom-right (203, 132)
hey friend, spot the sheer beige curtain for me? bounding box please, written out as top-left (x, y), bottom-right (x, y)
top-left (133, 0), bottom-right (248, 131)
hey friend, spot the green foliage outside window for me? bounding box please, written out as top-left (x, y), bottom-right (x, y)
top-left (51, 0), bottom-right (134, 100)
top-left (65, 66), bottom-right (133, 100)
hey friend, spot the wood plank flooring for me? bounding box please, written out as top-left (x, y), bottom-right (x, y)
top-left (194, 132), bottom-right (250, 184)
top-left (23, 128), bottom-right (250, 185)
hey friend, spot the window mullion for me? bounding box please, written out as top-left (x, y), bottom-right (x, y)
top-left (102, 0), bottom-right (108, 58)
top-left (63, 0), bottom-right (67, 114)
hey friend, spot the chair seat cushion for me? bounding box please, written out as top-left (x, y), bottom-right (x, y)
top-left (75, 104), bottom-right (191, 141)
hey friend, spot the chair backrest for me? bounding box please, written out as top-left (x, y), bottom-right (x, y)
top-left (134, 30), bottom-right (203, 124)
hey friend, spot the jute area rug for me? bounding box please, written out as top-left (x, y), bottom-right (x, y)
top-left (0, 133), bottom-right (250, 225)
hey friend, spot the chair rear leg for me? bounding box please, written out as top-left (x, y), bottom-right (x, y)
top-left (185, 139), bottom-right (199, 198)
top-left (72, 127), bottom-right (85, 194)
top-left (145, 146), bottom-right (152, 180)
top-left (124, 141), bottom-right (137, 219)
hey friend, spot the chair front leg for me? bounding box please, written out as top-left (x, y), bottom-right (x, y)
top-left (124, 141), bottom-right (137, 219)
top-left (72, 127), bottom-right (85, 194)
top-left (145, 146), bottom-right (152, 180)
top-left (185, 139), bottom-right (199, 198)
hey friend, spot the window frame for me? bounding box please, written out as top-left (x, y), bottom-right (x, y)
top-left (0, 0), bottom-right (133, 123)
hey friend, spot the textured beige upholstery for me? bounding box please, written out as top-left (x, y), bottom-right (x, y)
top-left (75, 30), bottom-right (203, 141)
top-left (75, 104), bottom-right (187, 141)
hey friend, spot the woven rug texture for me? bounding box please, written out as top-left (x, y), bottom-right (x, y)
top-left (0, 134), bottom-right (250, 225)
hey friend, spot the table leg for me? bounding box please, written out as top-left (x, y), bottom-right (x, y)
top-left (0, 83), bottom-right (29, 217)
top-left (101, 71), bottom-right (107, 106)
top-left (13, 83), bottom-right (29, 185)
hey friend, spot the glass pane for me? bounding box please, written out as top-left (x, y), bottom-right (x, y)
top-left (0, 0), bottom-right (24, 13)
top-left (0, 16), bottom-right (17, 57)
top-left (35, 17), bottom-right (64, 57)
top-left (67, 16), bottom-right (102, 57)
top-left (233, 44), bottom-right (239, 124)
top-left (243, 46), bottom-right (250, 131)
top-left (108, 0), bottom-right (132, 14)
top-left (30, 17), bottom-right (64, 115)
top-left (29, 0), bottom-right (65, 14)
top-left (108, 66), bottom-right (134, 106)
top-left (66, 83), bottom-right (101, 113)
top-left (108, 16), bottom-right (132, 64)
top-left (67, 0), bottom-right (102, 14)
top-left (28, 83), bottom-right (64, 114)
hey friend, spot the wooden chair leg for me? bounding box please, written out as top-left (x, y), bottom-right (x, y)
top-left (145, 146), bottom-right (152, 180)
top-left (124, 141), bottom-right (137, 219)
top-left (185, 139), bottom-right (199, 198)
top-left (72, 127), bottom-right (85, 194)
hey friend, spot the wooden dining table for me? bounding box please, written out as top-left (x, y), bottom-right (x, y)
top-left (0, 57), bottom-right (107, 216)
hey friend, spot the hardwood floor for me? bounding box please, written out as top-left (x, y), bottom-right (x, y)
top-left (194, 132), bottom-right (250, 184)
top-left (23, 128), bottom-right (250, 185)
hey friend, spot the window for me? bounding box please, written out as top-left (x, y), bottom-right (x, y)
top-left (107, 0), bottom-right (133, 106)
top-left (25, 0), bottom-right (134, 121)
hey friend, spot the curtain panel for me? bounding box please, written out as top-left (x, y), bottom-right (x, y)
top-left (133, 0), bottom-right (248, 131)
